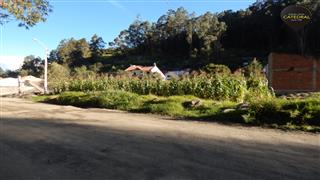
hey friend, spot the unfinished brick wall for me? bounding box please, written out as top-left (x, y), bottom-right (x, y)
top-left (268, 53), bottom-right (319, 93)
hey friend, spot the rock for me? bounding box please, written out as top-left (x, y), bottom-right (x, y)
top-left (183, 99), bottom-right (202, 108)
top-left (237, 103), bottom-right (250, 110)
top-left (222, 108), bottom-right (236, 113)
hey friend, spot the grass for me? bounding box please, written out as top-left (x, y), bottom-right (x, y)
top-left (34, 91), bottom-right (320, 132)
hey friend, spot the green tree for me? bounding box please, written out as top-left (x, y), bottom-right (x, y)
top-left (20, 55), bottom-right (44, 77)
top-left (55, 38), bottom-right (91, 67)
top-left (3, 70), bottom-right (19, 77)
top-left (110, 18), bottom-right (152, 52)
top-left (89, 34), bottom-right (105, 62)
top-left (109, 7), bottom-right (227, 67)
top-left (0, 0), bottom-right (52, 28)
top-left (193, 12), bottom-right (226, 60)
top-left (219, 0), bottom-right (320, 55)
top-left (202, 64), bottom-right (231, 75)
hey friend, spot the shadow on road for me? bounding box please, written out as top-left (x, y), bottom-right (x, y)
top-left (0, 117), bottom-right (319, 180)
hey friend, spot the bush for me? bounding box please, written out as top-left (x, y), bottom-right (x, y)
top-left (95, 91), bottom-right (142, 110)
top-left (73, 66), bottom-right (96, 79)
top-left (57, 91), bottom-right (91, 107)
top-left (48, 62), bottom-right (70, 93)
top-left (244, 58), bottom-right (263, 77)
top-left (247, 98), bottom-right (320, 126)
top-left (202, 64), bottom-right (231, 75)
top-left (56, 91), bottom-right (142, 110)
top-left (245, 76), bottom-right (274, 101)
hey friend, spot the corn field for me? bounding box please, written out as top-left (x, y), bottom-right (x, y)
top-left (50, 75), bottom-right (273, 102)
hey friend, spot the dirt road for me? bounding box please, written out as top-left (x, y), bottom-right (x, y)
top-left (0, 98), bottom-right (319, 180)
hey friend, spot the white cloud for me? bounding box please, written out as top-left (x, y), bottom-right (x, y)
top-left (0, 56), bottom-right (24, 70)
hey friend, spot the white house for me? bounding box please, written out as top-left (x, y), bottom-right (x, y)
top-left (125, 63), bottom-right (166, 79)
top-left (164, 69), bottom-right (190, 80)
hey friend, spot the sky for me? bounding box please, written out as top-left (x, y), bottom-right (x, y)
top-left (0, 0), bottom-right (254, 70)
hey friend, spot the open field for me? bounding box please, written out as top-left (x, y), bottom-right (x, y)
top-left (0, 98), bottom-right (319, 180)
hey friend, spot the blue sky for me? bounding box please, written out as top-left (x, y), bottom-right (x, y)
top-left (0, 0), bottom-right (254, 70)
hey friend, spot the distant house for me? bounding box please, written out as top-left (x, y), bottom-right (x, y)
top-left (164, 69), bottom-right (190, 80)
top-left (125, 63), bottom-right (166, 79)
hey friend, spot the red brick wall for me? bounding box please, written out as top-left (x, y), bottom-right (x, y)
top-left (269, 53), bottom-right (319, 92)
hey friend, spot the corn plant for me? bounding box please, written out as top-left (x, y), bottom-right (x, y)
top-left (50, 73), bottom-right (272, 102)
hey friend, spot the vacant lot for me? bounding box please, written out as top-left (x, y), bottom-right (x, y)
top-left (0, 98), bottom-right (319, 180)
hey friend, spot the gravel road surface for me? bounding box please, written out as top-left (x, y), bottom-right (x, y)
top-left (0, 98), bottom-right (319, 180)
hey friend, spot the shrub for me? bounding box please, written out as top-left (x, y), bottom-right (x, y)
top-left (95, 91), bottom-right (142, 110)
top-left (56, 91), bottom-right (142, 110)
top-left (72, 65), bottom-right (96, 79)
top-left (57, 91), bottom-right (90, 107)
top-left (244, 58), bottom-right (263, 77)
top-left (245, 76), bottom-right (274, 101)
top-left (247, 98), bottom-right (320, 126)
top-left (48, 62), bottom-right (70, 93)
top-left (202, 64), bottom-right (231, 75)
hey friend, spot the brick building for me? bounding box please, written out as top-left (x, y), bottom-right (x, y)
top-left (268, 53), bottom-right (320, 93)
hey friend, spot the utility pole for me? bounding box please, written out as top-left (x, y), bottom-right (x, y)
top-left (33, 38), bottom-right (48, 94)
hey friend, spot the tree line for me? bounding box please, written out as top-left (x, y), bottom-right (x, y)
top-left (49, 0), bottom-right (320, 72)
top-left (2, 0), bottom-right (320, 77)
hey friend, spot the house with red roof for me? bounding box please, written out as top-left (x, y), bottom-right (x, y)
top-left (125, 63), bottom-right (166, 79)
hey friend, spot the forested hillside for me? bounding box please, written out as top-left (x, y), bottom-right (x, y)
top-left (21, 0), bottom-right (320, 74)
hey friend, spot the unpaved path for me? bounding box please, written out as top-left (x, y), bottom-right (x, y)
top-left (0, 98), bottom-right (319, 180)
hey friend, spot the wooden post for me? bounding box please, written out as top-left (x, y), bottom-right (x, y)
top-left (18, 76), bottom-right (22, 95)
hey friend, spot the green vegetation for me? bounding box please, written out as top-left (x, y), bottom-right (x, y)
top-left (5, 1), bottom-right (318, 78)
top-left (49, 71), bottom-right (272, 102)
top-left (38, 59), bottom-right (318, 132)
top-left (30, 50), bottom-right (317, 133)
top-left (47, 62), bottom-right (71, 89)
top-left (20, 0), bottom-right (314, 74)
top-left (19, 55), bottom-right (44, 77)
top-left (35, 91), bottom-right (320, 132)
top-left (9, 0), bottom-right (319, 133)
top-left (248, 98), bottom-right (320, 126)
top-left (0, 0), bottom-right (51, 28)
